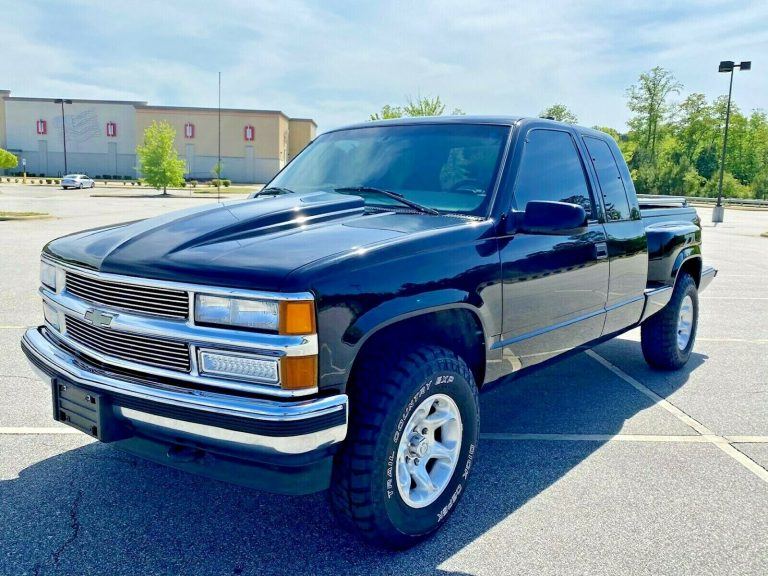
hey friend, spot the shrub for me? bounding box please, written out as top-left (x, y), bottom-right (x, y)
top-left (223, 179), bottom-right (231, 187)
top-left (189, 180), bottom-right (198, 188)
top-left (46, 178), bottom-right (52, 184)
top-left (179, 181), bottom-right (186, 187)
top-left (54, 179), bottom-right (60, 184)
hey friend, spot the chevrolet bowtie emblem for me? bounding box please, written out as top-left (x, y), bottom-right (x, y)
top-left (84, 309), bottom-right (116, 328)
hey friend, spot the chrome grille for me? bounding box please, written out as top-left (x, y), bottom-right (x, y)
top-left (65, 315), bottom-right (191, 372)
top-left (65, 271), bottom-right (189, 319)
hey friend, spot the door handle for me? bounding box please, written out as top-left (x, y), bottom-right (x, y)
top-left (594, 242), bottom-right (608, 260)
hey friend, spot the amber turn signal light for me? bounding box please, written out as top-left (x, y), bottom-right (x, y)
top-left (279, 300), bottom-right (316, 335)
top-left (280, 355), bottom-right (318, 390)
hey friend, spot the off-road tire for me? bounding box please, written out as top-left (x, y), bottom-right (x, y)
top-left (330, 345), bottom-right (480, 549)
top-left (641, 273), bottom-right (698, 370)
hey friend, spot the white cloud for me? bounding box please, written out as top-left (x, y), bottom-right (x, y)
top-left (1, 1), bottom-right (765, 132)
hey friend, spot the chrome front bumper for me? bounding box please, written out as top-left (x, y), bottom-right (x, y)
top-left (21, 327), bottom-right (348, 457)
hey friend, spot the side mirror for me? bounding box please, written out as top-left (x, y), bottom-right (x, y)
top-left (510, 201), bottom-right (587, 234)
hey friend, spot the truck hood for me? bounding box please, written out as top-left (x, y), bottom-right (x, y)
top-left (44, 192), bottom-right (471, 291)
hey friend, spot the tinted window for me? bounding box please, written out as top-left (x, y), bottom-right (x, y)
top-left (512, 129), bottom-right (592, 217)
top-left (267, 124), bottom-right (510, 216)
top-left (584, 137), bottom-right (631, 221)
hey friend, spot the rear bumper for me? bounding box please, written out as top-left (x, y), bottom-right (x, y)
top-left (21, 327), bottom-right (348, 494)
top-left (699, 265), bottom-right (717, 292)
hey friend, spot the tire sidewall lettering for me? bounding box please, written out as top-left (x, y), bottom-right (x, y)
top-left (379, 368), bottom-right (478, 535)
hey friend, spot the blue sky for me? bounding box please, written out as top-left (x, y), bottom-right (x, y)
top-left (1, 0), bottom-right (765, 132)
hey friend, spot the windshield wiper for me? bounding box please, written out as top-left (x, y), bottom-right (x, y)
top-left (253, 186), bottom-right (296, 197)
top-left (334, 186), bottom-right (439, 215)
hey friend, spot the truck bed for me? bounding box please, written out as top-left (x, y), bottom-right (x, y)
top-left (639, 195), bottom-right (699, 226)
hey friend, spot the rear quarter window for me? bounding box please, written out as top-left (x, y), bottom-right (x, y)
top-left (583, 136), bottom-right (632, 221)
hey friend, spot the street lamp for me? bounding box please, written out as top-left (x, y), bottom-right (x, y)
top-left (54, 99), bottom-right (72, 175)
top-left (712, 60), bottom-right (751, 223)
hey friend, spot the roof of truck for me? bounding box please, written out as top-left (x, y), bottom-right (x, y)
top-left (329, 115), bottom-right (609, 138)
top-left (332, 115), bottom-right (524, 131)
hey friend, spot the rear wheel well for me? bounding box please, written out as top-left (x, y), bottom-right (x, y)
top-left (349, 309), bottom-right (486, 389)
top-left (677, 257), bottom-right (702, 287)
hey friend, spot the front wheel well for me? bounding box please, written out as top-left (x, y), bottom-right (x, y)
top-left (349, 308), bottom-right (486, 389)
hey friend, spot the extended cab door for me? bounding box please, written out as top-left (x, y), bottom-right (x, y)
top-left (581, 136), bottom-right (648, 334)
top-left (498, 127), bottom-right (609, 368)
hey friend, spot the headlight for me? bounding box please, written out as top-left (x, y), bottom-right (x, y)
top-left (40, 260), bottom-right (58, 291)
top-left (195, 295), bottom-right (279, 331)
top-left (194, 295), bottom-right (316, 335)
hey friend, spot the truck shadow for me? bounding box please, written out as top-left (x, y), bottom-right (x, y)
top-left (1, 337), bottom-right (706, 576)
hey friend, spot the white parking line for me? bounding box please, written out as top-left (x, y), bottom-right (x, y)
top-left (585, 350), bottom-right (768, 483)
top-left (480, 433), bottom-right (724, 443)
top-left (584, 350), bottom-right (711, 435)
top-left (697, 338), bottom-right (768, 344)
top-left (700, 296), bottom-right (768, 300)
top-left (727, 436), bottom-right (768, 443)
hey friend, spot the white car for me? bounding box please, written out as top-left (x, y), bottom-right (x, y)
top-left (61, 174), bottom-right (95, 189)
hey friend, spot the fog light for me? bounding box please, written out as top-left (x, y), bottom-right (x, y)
top-left (199, 350), bottom-right (279, 384)
top-left (43, 302), bottom-right (60, 331)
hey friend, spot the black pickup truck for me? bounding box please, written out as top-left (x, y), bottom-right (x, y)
top-left (22, 116), bottom-right (716, 548)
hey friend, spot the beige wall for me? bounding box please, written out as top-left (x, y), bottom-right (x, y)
top-left (0, 92), bottom-right (315, 181)
top-left (0, 91), bottom-right (8, 149)
top-left (135, 108), bottom-right (283, 160)
top-left (288, 119), bottom-right (316, 159)
top-left (4, 99), bottom-right (137, 154)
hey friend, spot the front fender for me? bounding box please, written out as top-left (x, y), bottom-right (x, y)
top-left (344, 290), bottom-right (491, 346)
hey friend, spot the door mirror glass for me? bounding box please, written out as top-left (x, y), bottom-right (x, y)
top-left (516, 200), bottom-right (587, 234)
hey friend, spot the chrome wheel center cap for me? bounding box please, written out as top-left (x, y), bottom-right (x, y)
top-left (409, 434), bottom-right (429, 457)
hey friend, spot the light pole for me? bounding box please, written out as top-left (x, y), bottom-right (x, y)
top-left (712, 60), bottom-right (750, 224)
top-left (54, 99), bottom-right (72, 175)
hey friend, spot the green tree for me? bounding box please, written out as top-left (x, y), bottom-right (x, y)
top-left (626, 67), bottom-right (682, 164)
top-left (673, 93), bottom-right (718, 166)
top-left (0, 148), bottom-right (18, 171)
top-left (136, 121), bottom-right (186, 195)
top-left (540, 104), bottom-right (578, 124)
top-left (369, 104), bottom-right (404, 121)
top-left (370, 95), bottom-right (464, 121)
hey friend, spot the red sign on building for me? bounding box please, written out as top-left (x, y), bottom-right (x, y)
top-left (184, 123), bottom-right (195, 139)
top-left (244, 125), bottom-right (255, 141)
top-left (36, 119), bottom-right (47, 135)
top-left (106, 121), bottom-right (117, 137)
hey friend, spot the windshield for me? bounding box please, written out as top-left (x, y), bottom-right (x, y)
top-left (265, 123), bottom-right (510, 216)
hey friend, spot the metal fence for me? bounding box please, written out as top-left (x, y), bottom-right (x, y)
top-left (685, 196), bottom-right (768, 207)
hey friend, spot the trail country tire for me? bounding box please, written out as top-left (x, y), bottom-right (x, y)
top-left (641, 273), bottom-right (699, 370)
top-left (330, 345), bottom-right (480, 549)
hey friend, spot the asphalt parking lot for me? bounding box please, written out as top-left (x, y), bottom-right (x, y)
top-left (1, 184), bottom-right (767, 575)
